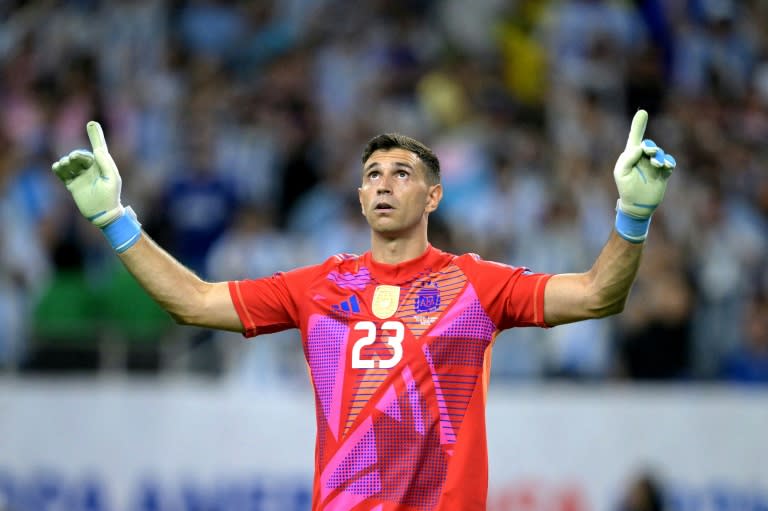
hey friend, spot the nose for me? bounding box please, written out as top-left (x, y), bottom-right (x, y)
top-left (376, 175), bottom-right (392, 194)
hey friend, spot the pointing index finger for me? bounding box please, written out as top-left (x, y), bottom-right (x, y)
top-left (625, 109), bottom-right (648, 150)
top-left (86, 121), bottom-right (108, 152)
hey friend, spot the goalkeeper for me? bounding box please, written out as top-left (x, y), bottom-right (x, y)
top-left (52, 110), bottom-right (674, 511)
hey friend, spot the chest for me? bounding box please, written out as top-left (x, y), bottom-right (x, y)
top-left (300, 264), bottom-right (496, 374)
top-left (299, 264), bottom-right (498, 443)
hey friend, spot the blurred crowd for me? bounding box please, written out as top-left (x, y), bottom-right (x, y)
top-left (0, 0), bottom-right (766, 385)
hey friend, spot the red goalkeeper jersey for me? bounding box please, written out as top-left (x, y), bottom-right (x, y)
top-left (229, 245), bottom-right (552, 511)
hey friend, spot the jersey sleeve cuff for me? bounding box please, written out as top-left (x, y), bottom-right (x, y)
top-left (535, 274), bottom-right (554, 328)
top-left (228, 281), bottom-right (256, 337)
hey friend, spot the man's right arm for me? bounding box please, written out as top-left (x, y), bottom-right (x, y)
top-left (117, 234), bottom-right (243, 332)
top-left (52, 121), bottom-right (243, 333)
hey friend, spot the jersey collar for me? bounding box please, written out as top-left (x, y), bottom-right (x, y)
top-left (361, 244), bottom-right (451, 285)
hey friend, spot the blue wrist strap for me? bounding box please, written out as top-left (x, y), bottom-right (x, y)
top-left (102, 206), bottom-right (142, 253)
top-left (615, 205), bottom-right (651, 244)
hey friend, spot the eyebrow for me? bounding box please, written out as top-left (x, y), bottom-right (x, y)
top-left (364, 161), bottom-right (414, 172)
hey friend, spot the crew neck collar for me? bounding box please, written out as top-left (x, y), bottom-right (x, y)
top-left (362, 244), bottom-right (450, 285)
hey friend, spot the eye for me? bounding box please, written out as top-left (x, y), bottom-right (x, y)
top-left (397, 170), bottom-right (409, 178)
top-left (367, 170), bottom-right (380, 180)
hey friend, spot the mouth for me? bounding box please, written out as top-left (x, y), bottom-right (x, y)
top-left (374, 202), bottom-right (395, 213)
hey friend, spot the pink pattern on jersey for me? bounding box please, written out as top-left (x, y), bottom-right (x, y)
top-left (428, 294), bottom-right (495, 368)
top-left (427, 282), bottom-right (483, 337)
top-left (308, 313), bottom-right (350, 439)
top-left (321, 417), bottom-right (376, 500)
top-left (323, 484), bottom-right (370, 511)
top-left (348, 471), bottom-right (382, 495)
top-left (422, 344), bottom-right (456, 446)
top-left (375, 385), bottom-right (401, 422)
top-left (400, 366), bottom-right (425, 435)
top-left (321, 367), bottom-right (447, 510)
top-left (327, 267), bottom-right (372, 290)
top-left (422, 283), bottom-right (496, 446)
top-left (373, 382), bottom-right (445, 509)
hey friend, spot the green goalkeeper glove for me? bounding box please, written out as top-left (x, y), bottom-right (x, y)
top-left (52, 121), bottom-right (142, 252)
top-left (613, 109), bottom-right (676, 243)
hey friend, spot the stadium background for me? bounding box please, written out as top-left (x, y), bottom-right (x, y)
top-left (0, 0), bottom-right (766, 510)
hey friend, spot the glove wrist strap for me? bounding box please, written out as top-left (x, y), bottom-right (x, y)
top-left (101, 206), bottom-right (142, 253)
top-left (615, 200), bottom-right (651, 243)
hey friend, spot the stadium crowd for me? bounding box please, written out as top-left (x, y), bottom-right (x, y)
top-left (0, 0), bottom-right (766, 384)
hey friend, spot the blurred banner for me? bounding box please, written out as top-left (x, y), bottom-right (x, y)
top-left (1, 380), bottom-right (766, 511)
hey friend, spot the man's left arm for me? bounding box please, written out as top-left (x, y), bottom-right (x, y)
top-left (543, 109), bottom-right (676, 326)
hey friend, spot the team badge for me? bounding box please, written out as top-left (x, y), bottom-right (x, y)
top-left (372, 285), bottom-right (400, 319)
top-left (415, 283), bottom-right (440, 313)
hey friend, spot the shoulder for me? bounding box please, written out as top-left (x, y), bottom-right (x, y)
top-left (455, 252), bottom-right (518, 268)
top-left (281, 252), bottom-right (363, 282)
top-left (318, 252), bottom-right (362, 271)
top-left (329, 252), bottom-right (360, 264)
top-left (454, 252), bottom-right (535, 277)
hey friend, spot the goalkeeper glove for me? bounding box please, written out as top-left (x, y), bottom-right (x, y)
top-left (52, 121), bottom-right (141, 253)
top-left (613, 109), bottom-right (676, 243)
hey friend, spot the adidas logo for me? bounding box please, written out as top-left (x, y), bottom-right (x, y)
top-left (331, 295), bottom-right (360, 313)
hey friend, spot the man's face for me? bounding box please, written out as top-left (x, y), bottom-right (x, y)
top-left (358, 148), bottom-right (442, 237)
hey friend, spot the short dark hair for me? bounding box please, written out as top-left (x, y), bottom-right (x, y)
top-left (361, 133), bottom-right (441, 185)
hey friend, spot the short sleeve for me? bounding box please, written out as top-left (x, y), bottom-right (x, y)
top-left (229, 274), bottom-right (298, 337)
top-left (229, 261), bottom-right (324, 337)
top-left (456, 254), bottom-right (553, 329)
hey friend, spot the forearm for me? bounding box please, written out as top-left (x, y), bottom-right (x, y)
top-left (544, 230), bottom-right (643, 325)
top-left (584, 230), bottom-right (643, 317)
top-left (117, 233), bottom-right (207, 322)
top-left (117, 233), bottom-right (241, 331)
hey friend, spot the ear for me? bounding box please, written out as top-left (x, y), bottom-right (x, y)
top-left (425, 183), bottom-right (443, 214)
top-left (358, 187), bottom-right (365, 216)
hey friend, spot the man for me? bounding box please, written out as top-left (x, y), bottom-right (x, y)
top-left (52, 110), bottom-right (675, 510)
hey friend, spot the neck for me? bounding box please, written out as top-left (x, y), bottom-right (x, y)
top-left (370, 231), bottom-right (429, 264)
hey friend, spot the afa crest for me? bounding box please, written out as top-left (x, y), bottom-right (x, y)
top-left (415, 283), bottom-right (440, 313)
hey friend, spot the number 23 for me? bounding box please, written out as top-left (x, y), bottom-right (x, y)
top-left (351, 320), bottom-right (404, 369)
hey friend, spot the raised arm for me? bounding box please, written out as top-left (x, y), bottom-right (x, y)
top-left (52, 121), bottom-right (243, 332)
top-left (543, 110), bottom-right (676, 326)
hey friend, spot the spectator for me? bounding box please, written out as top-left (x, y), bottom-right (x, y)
top-left (0, 0), bottom-right (766, 383)
top-left (720, 295), bottom-right (768, 384)
top-left (616, 471), bottom-right (665, 511)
